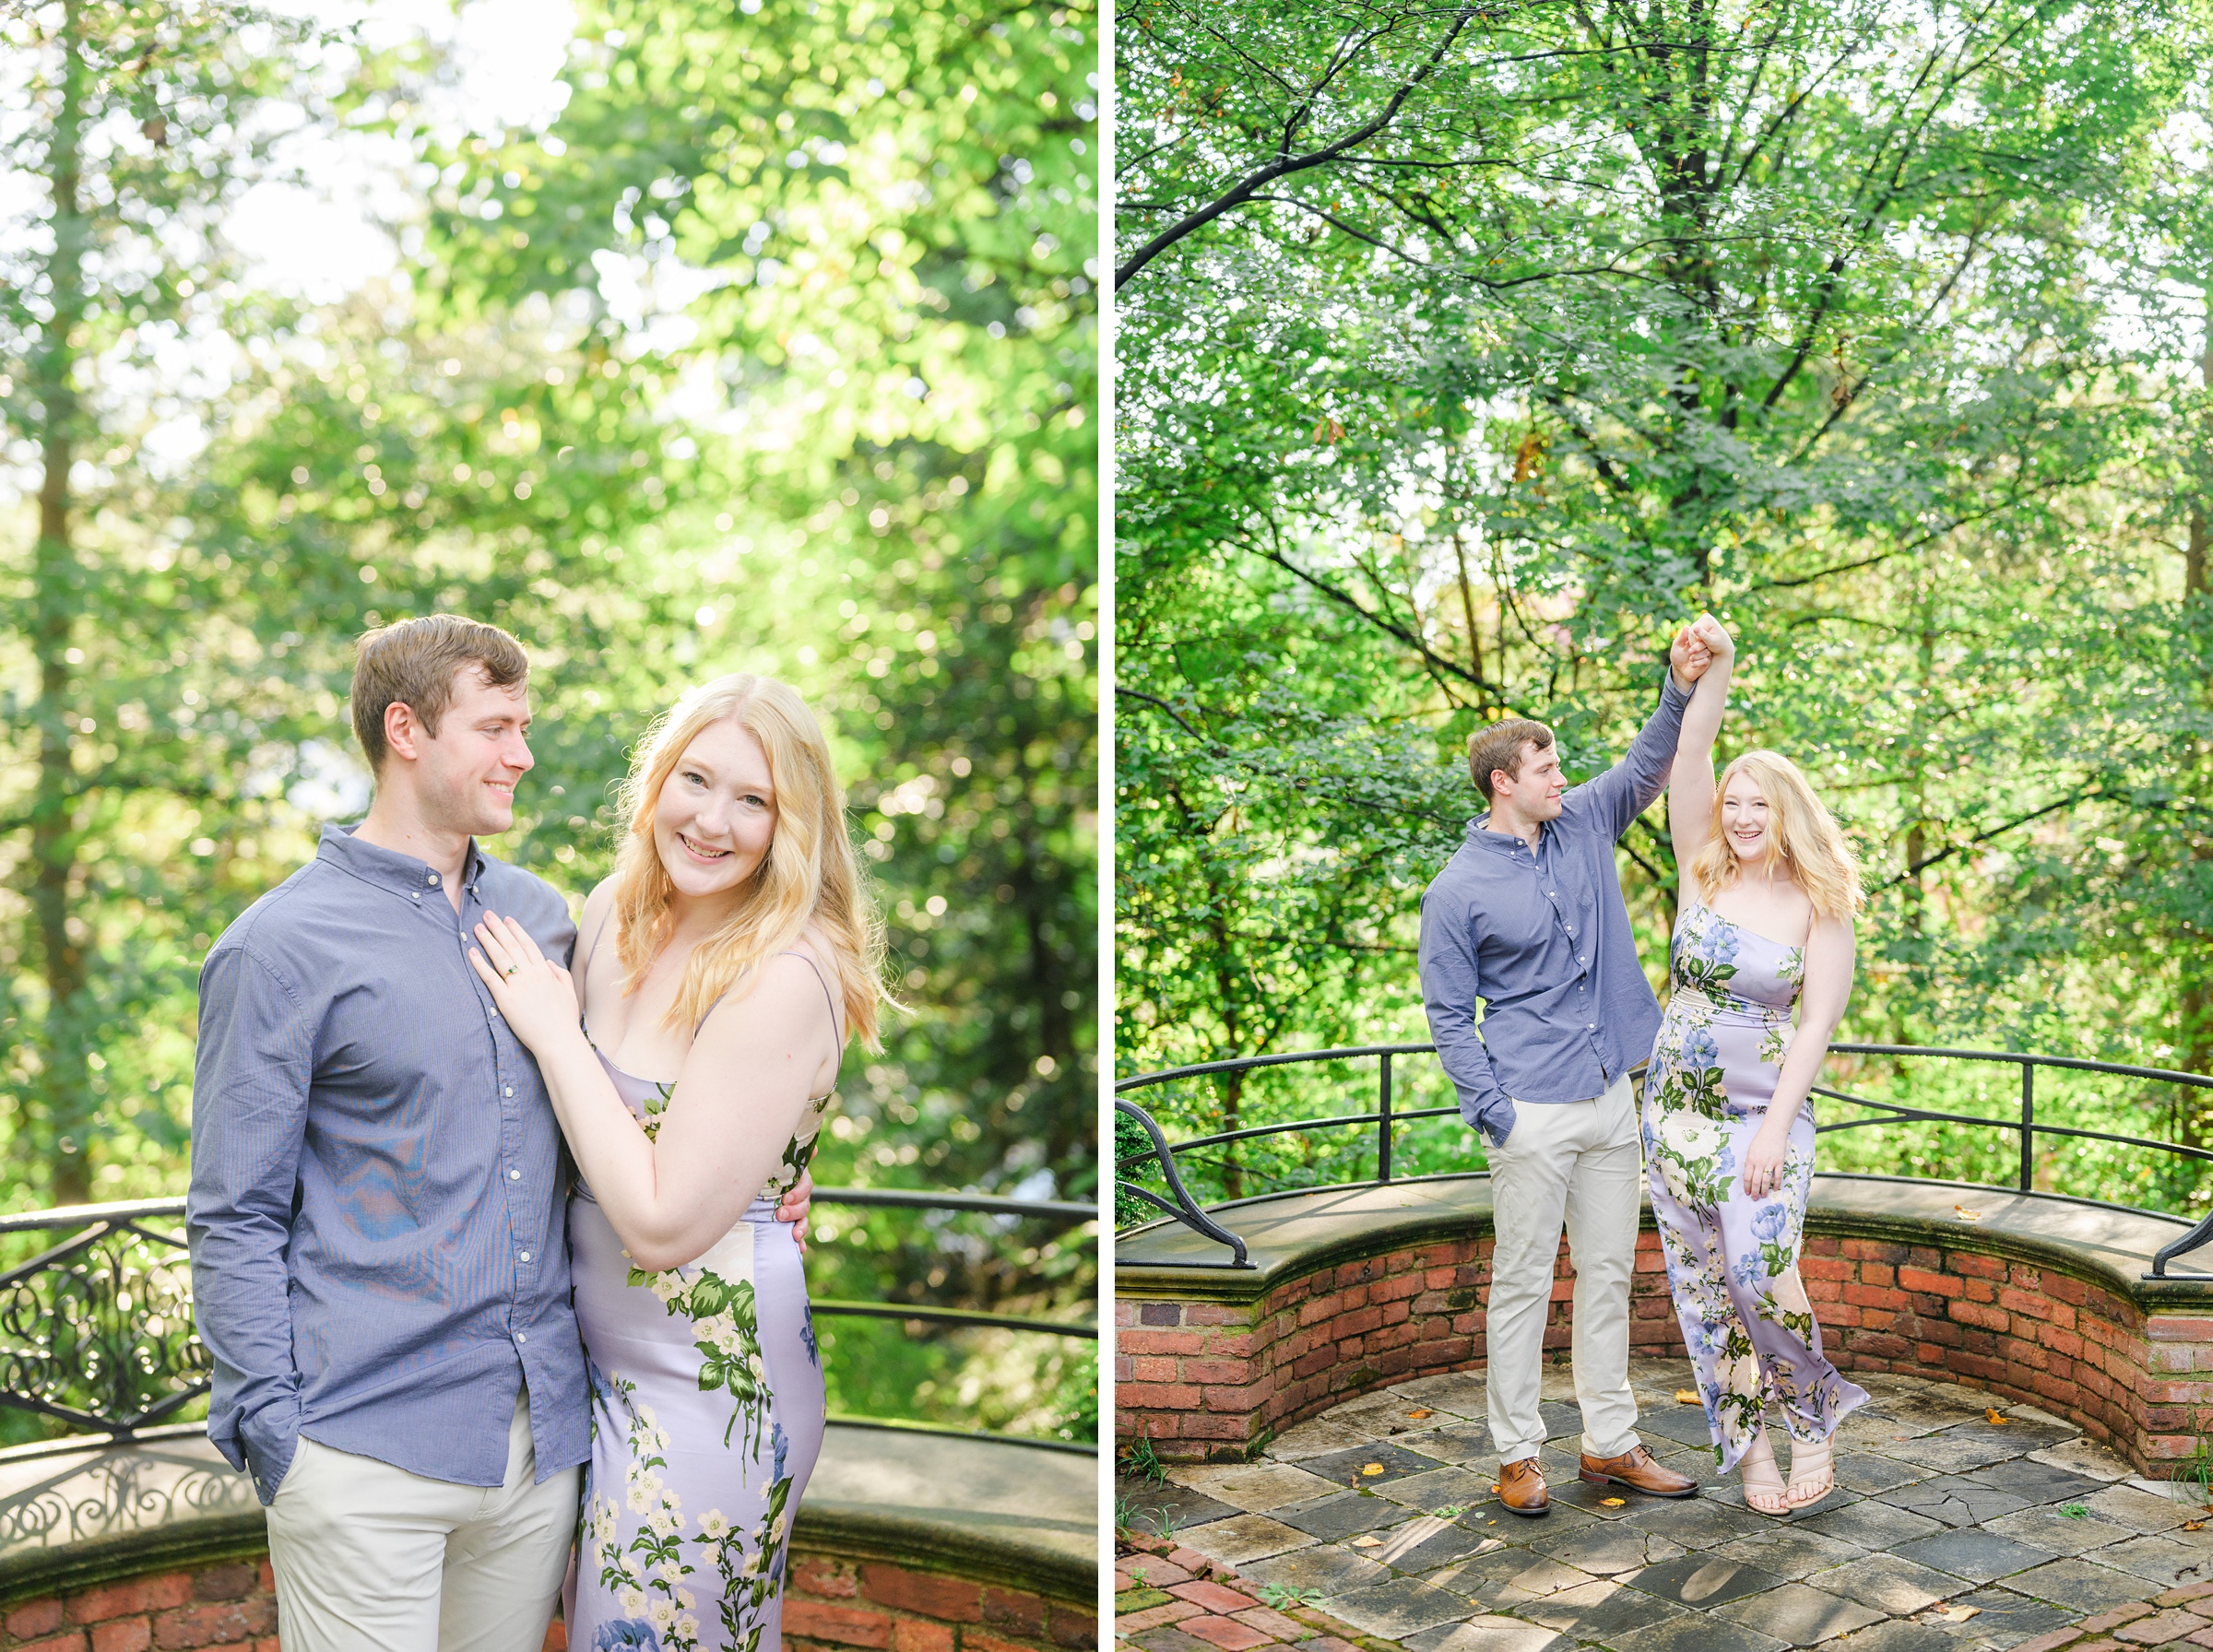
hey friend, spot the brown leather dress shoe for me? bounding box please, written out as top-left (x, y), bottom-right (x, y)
top-left (1496, 1456), bottom-right (1550, 1517)
top-left (1578, 1444), bottom-right (1698, 1499)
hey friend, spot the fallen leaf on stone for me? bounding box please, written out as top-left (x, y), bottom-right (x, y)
top-left (1675, 1389), bottom-right (1701, 1404)
top-left (1985, 1410), bottom-right (2009, 1425)
top-left (1927, 1605), bottom-right (1980, 1622)
top-left (1352, 1535), bottom-right (1383, 1547)
top-left (1362, 1464), bottom-right (1386, 1476)
top-left (1602, 1497), bottom-right (1627, 1507)
top-left (1407, 1409), bottom-right (1435, 1420)
top-left (2187, 1520), bottom-right (2207, 1531)
top-left (1954, 1204), bottom-right (1982, 1221)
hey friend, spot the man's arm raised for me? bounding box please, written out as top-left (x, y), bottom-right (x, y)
top-left (186, 945), bottom-right (313, 1505)
top-left (1578, 625), bottom-right (1710, 843)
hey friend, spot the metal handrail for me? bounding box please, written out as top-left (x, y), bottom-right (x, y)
top-left (1116, 1042), bottom-right (2213, 1277)
top-left (0, 1186), bottom-right (1097, 1442)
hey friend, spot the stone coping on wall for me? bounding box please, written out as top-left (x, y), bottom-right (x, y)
top-left (0, 1420), bottom-right (1099, 1608)
top-left (1117, 1171), bottom-right (2213, 1308)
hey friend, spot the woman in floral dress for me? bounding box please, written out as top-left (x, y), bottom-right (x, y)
top-left (1642, 617), bottom-right (1866, 1515)
top-left (469, 673), bottom-right (886, 1651)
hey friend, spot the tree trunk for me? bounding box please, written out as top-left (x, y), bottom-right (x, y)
top-left (29, 1), bottom-right (92, 1205)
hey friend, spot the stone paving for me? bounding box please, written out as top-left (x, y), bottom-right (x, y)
top-left (1116, 1360), bottom-right (2213, 1652)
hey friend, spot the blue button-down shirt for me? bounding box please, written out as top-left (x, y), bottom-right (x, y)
top-left (187, 824), bottom-right (589, 1504)
top-left (1418, 673), bottom-right (1691, 1146)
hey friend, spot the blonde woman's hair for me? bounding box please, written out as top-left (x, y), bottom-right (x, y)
top-left (1690, 749), bottom-right (1864, 922)
top-left (609, 673), bottom-right (888, 1050)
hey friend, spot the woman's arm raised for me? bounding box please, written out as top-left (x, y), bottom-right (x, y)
top-left (1668, 615), bottom-right (1734, 873)
top-left (468, 914), bottom-right (830, 1269)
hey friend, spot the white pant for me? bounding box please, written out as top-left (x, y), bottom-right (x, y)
top-left (265, 1389), bottom-right (580, 1652)
top-left (1485, 1073), bottom-right (1642, 1464)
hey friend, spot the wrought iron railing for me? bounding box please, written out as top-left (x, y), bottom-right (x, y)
top-left (1116, 1043), bottom-right (2213, 1278)
top-left (0, 1187), bottom-right (1095, 1445)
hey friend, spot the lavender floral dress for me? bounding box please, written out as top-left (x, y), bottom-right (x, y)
top-left (1640, 903), bottom-right (1866, 1471)
top-left (567, 963), bottom-right (835, 1652)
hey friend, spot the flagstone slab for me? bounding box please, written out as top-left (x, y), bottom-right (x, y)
top-left (1992, 1556), bottom-right (2153, 1611)
top-left (1528, 1520), bottom-right (1688, 1577)
top-left (1710, 1526), bottom-right (1871, 1582)
top-left (1930, 1586), bottom-right (2078, 1649)
top-left (1375, 1466), bottom-right (1509, 1511)
top-left (1712, 1580), bottom-right (1887, 1643)
top-left (1234, 1544), bottom-right (1391, 1598)
top-left (1176, 1516), bottom-right (1320, 1568)
top-left (1805, 1553), bottom-right (1973, 1615)
top-left (1274, 1492), bottom-right (1436, 1543)
top-left (1516, 1576), bottom-right (1687, 1639)
top-left (1399, 1615), bottom-right (1570, 1652)
top-left (1888, 1528), bottom-right (2055, 1585)
top-left (1878, 1474), bottom-right (2037, 1528)
top-left (1122, 1476), bottom-right (1244, 1537)
top-left (1325, 1578), bottom-right (1485, 1638)
top-left (1797, 1497), bottom-right (1949, 1549)
top-left (2083, 1532), bottom-right (2213, 1589)
top-left (1171, 1464), bottom-right (1345, 1515)
top-left (1627, 1552), bottom-right (1783, 1609)
top-left (1982, 1506), bottom-right (2137, 1558)
top-left (1401, 1424), bottom-right (1493, 1466)
top-left (1968, 1460), bottom-right (2112, 1506)
top-left (1608, 1614), bottom-right (1790, 1652)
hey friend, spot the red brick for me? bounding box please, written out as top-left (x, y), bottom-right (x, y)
top-left (9, 1600), bottom-right (67, 1640)
top-left (1179, 1617), bottom-right (1276, 1652)
top-left (1231, 1608), bottom-right (1308, 1641)
top-left (797, 1556), bottom-right (861, 1598)
top-left (859, 1565), bottom-right (983, 1622)
top-left (2117, 1609), bottom-right (2202, 1643)
top-left (70, 1577), bottom-right (193, 1626)
top-left (2080, 1605), bottom-right (2158, 1635)
top-left (14, 1634), bottom-right (90, 1652)
top-left (150, 1597), bottom-right (276, 1650)
top-left (1050, 1605), bottom-right (1098, 1650)
top-left (1183, 1360), bottom-right (1255, 1386)
top-left (1116, 1603), bottom-right (1202, 1633)
top-left (92, 1625), bottom-right (153, 1652)
top-left (893, 1621), bottom-right (957, 1652)
top-left (984, 1589), bottom-right (1048, 1635)
top-left (2157, 1584), bottom-right (2213, 1608)
top-left (1168, 1584), bottom-right (1255, 1615)
top-left (967, 1636), bottom-right (1052, 1652)
top-left (1184, 1304), bottom-right (1249, 1326)
top-left (2006, 1634), bottom-right (2087, 1652)
top-left (188, 1566), bottom-right (259, 1605)
top-left (786, 1600), bottom-right (894, 1647)
top-left (1119, 1329), bottom-right (1208, 1357)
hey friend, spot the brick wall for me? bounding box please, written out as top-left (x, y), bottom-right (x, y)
top-left (1116, 1232), bottom-right (1686, 1460)
top-left (1118, 1224), bottom-right (2213, 1471)
top-left (782, 1556), bottom-right (1095, 1652)
top-left (0, 1559), bottom-right (278, 1652)
top-left (0, 1552), bottom-right (1095, 1652)
top-left (1801, 1234), bottom-right (2206, 1468)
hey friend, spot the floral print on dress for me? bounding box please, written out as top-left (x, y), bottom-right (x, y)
top-left (569, 1043), bottom-right (830, 1651)
top-left (1641, 903), bottom-right (1867, 1472)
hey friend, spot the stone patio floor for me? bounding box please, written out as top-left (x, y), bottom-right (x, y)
top-left (1115, 1359), bottom-right (2213, 1652)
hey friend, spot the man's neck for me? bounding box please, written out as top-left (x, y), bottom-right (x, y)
top-left (1488, 804), bottom-right (1545, 851)
top-left (354, 796), bottom-right (473, 910)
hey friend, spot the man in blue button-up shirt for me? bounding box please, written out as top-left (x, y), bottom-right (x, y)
top-left (190, 617), bottom-right (590, 1651)
top-left (1419, 625), bottom-right (1723, 1516)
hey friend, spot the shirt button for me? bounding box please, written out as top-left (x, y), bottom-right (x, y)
top-left (510, 1169), bottom-right (521, 1180)
top-left (503, 1087), bottom-right (514, 1097)
top-left (426, 872), bottom-right (437, 885)
top-left (518, 1250), bottom-right (531, 1262)
top-left (516, 1331), bottom-right (528, 1344)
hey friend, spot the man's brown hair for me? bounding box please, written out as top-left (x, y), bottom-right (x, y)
top-left (350, 615), bottom-right (530, 776)
top-left (1467, 717), bottom-right (1556, 801)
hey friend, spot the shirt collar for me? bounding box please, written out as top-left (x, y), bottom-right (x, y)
top-left (1467, 813), bottom-right (1549, 857)
top-left (317, 822), bottom-right (487, 900)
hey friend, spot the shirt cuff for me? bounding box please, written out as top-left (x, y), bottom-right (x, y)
top-left (1661, 664), bottom-right (1694, 707)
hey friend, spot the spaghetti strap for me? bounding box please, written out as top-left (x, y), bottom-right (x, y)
top-left (691, 950), bottom-right (846, 1062)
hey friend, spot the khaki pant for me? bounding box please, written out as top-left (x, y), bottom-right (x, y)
top-left (265, 1390), bottom-right (579, 1652)
top-left (1484, 1073), bottom-right (1643, 1464)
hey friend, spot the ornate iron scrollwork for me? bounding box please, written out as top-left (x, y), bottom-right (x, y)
top-left (0, 1201), bottom-right (210, 1439)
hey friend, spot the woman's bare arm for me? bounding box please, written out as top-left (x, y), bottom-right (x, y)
top-left (1669, 617), bottom-right (1734, 873)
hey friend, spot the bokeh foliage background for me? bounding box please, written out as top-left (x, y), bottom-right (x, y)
top-left (0, 0), bottom-right (1097, 1444)
top-left (1116, 0), bottom-right (2213, 1223)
